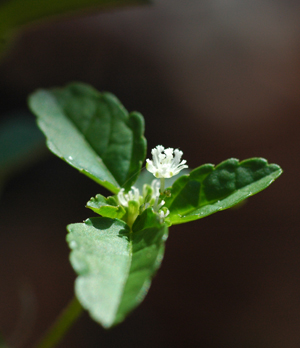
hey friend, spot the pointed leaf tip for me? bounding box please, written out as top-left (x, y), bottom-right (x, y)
top-left (164, 157), bottom-right (282, 225)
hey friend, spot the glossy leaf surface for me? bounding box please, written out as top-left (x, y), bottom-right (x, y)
top-left (67, 209), bottom-right (168, 327)
top-left (164, 158), bottom-right (282, 225)
top-left (114, 208), bottom-right (168, 324)
top-left (29, 83), bottom-right (146, 193)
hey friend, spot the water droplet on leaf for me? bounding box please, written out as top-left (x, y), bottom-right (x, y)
top-left (70, 240), bottom-right (77, 248)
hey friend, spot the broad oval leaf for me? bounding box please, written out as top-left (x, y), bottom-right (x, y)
top-left (164, 158), bottom-right (282, 225)
top-left (67, 209), bottom-right (168, 328)
top-left (28, 83), bottom-right (146, 193)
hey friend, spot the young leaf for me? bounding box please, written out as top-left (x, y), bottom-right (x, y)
top-left (164, 158), bottom-right (282, 225)
top-left (86, 194), bottom-right (126, 219)
top-left (67, 209), bottom-right (168, 328)
top-left (28, 83), bottom-right (147, 193)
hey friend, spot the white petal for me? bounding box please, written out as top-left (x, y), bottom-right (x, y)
top-left (118, 188), bottom-right (128, 207)
top-left (146, 160), bottom-right (156, 174)
top-left (172, 149), bottom-right (183, 167)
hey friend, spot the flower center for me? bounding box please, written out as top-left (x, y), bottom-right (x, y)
top-left (146, 145), bottom-right (188, 179)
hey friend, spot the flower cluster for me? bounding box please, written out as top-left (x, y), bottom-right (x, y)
top-left (117, 180), bottom-right (169, 225)
top-left (146, 145), bottom-right (188, 179)
top-left (117, 145), bottom-right (187, 226)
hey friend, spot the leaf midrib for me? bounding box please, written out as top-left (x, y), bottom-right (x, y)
top-left (112, 226), bottom-right (133, 324)
top-left (170, 168), bottom-right (282, 219)
top-left (70, 95), bottom-right (134, 188)
top-left (167, 170), bottom-right (211, 216)
top-left (52, 93), bottom-right (120, 190)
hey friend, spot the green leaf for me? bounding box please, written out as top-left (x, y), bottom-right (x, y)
top-left (164, 158), bottom-right (282, 225)
top-left (86, 194), bottom-right (126, 219)
top-left (114, 208), bottom-right (168, 324)
top-left (67, 209), bottom-right (168, 328)
top-left (28, 83), bottom-right (147, 193)
top-left (0, 0), bottom-right (150, 58)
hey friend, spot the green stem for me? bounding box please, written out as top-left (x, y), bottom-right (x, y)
top-left (160, 177), bottom-right (165, 194)
top-left (34, 296), bottom-right (83, 348)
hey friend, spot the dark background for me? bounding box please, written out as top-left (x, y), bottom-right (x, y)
top-left (0, 1), bottom-right (300, 347)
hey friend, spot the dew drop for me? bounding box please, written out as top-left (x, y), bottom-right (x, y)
top-left (70, 241), bottom-right (77, 248)
top-left (68, 156), bottom-right (73, 160)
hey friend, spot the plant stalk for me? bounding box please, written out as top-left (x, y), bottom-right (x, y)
top-left (34, 296), bottom-right (83, 348)
top-left (160, 177), bottom-right (165, 194)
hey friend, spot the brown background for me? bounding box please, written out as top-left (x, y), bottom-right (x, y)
top-left (0, 1), bottom-right (300, 347)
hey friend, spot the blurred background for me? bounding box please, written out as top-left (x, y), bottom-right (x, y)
top-left (0, 0), bottom-right (299, 347)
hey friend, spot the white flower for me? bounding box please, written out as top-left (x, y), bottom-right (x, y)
top-left (117, 187), bottom-right (141, 207)
top-left (142, 179), bottom-right (160, 209)
top-left (117, 181), bottom-right (170, 224)
top-left (146, 145), bottom-right (188, 178)
top-left (157, 207), bottom-right (170, 223)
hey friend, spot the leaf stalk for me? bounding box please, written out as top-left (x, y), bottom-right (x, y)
top-left (34, 296), bottom-right (83, 348)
